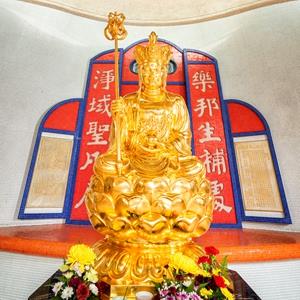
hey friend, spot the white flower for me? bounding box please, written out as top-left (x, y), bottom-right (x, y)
top-left (52, 282), bottom-right (63, 296)
top-left (72, 262), bottom-right (82, 276)
top-left (89, 267), bottom-right (98, 275)
top-left (85, 265), bottom-right (90, 271)
top-left (63, 271), bottom-right (73, 279)
top-left (61, 287), bottom-right (74, 299)
top-left (183, 279), bottom-right (192, 287)
top-left (84, 271), bottom-right (98, 283)
top-left (89, 283), bottom-right (99, 295)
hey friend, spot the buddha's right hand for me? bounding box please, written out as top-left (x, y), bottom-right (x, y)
top-left (111, 97), bottom-right (125, 118)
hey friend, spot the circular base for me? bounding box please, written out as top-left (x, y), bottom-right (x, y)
top-left (93, 238), bottom-right (204, 285)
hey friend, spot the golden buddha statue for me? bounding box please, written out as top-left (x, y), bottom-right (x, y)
top-left (85, 30), bottom-right (213, 288)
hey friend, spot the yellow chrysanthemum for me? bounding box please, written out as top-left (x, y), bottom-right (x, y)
top-left (220, 287), bottom-right (234, 300)
top-left (198, 269), bottom-right (211, 278)
top-left (169, 253), bottom-right (201, 275)
top-left (200, 288), bottom-right (213, 298)
top-left (212, 268), bottom-right (221, 276)
top-left (66, 244), bottom-right (96, 266)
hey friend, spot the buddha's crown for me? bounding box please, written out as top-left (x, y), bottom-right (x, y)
top-left (134, 32), bottom-right (172, 66)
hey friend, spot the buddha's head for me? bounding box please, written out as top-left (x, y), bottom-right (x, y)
top-left (134, 32), bottom-right (172, 91)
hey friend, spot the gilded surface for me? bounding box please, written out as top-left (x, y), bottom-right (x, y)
top-left (85, 30), bottom-right (213, 285)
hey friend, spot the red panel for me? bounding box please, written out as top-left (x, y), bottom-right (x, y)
top-left (227, 102), bottom-right (265, 134)
top-left (70, 63), bottom-right (114, 221)
top-left (187, 64), bottom-right (237, 224)
top-left (95, 52), bottom-right (115, 61)
top-left (187, 52), bottom-right (213, 62)
top-left (44, 101), bottom-right (80, 131)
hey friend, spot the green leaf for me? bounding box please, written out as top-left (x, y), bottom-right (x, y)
top-left (57, 276), bottom-right (67, 283)
top-left (214, 288), bottom-right (225, 299)
top-left (220, 256), bottom-right (228, 269)
top-left (185, 284), bottom-right (194, 293)
top-left (198, 283), bottom-right (208, 289)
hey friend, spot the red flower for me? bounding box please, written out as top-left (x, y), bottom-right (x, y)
top-left (76, 283), bottom-right (90, 300)
top-left (213, 275), bottom-right (226, 288)
top-left (205, 246), bottom-right (219, 256)
top-left (69, 277), bottom-right (81, 288)
top-left (197, 256), bottom-right (212, 264)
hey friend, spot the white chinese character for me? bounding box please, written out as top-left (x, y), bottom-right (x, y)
top-left (214, 197), bottom-right (232, 213)
top-left (192, 71), bottom-right (215, 92)
top-left (74, 187), bottom-right (89, 209)
top-left (86, 122), bottom-right (110, 145)
top-left (80, 151), bottom-right (100, 170)
top-left (211, 180), bottom-right (232, 213)
top-left (88, 95), bottom-right (112, 117)
top-left (211, 180), bottom-right (224, 196)
top-left (93, 70), bottom-right (114, 90)
top-left (199, 148), bottom-right (226, 175)
top-left (211, 148), bottom-right (226, 175)
top-left (200, 149), bottom-right (212, 173)
top-left (194, 98), bottom-right (219, 117)
top-left (198, 122), bottom-right (221, 143)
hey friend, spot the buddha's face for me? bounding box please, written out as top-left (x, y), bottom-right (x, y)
top-left (140, 60), bottom-right (167, 90)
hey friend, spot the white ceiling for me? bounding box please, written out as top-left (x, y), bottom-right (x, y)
top-left (22, 0), bottom-right (293, 25)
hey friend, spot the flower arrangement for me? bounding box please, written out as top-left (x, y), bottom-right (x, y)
top-left (154, 246), bottom-right (234, 300)
top-left (51, 244), bottom-right (100, 300)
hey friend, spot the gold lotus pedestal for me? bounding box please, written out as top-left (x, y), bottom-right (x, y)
top-left (85, 12), bottom-right (214, 298)
top-left (93, 239), bottom-right (205, 299)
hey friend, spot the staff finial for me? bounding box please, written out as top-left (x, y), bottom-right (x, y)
top-left (104, 12), bottom-right (127, 41)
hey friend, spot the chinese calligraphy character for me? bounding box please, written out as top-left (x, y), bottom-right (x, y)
top-left (88, 95), bottom-right (112, 117)
top-left (200, 149), bottom-right (212, 173)
top-left (74, 186), bottom-right (89, 209)
top-left (86, 122), bottom-right (110, 145)
top-left (211, 180), bottom-right (232, 213)
top-left (194, 98), bottom-right (219, 117)
top-left (211, 148), bottom-right (226, 175)
top-left (198, 122), bottom-right (221, 143)
top-left (192, 71), bottom-right (215, 92)
top-left (214, 197), bottom-right (232, 213)
top-left (199, 148), bottom-right (227, 174)
top-left (211, 180), bottom-right (224, 196)
top-left (80, 151), bottom-right (100, 170)
top-left (93, 69), bottom-right (114, 90)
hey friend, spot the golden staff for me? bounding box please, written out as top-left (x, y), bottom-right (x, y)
top-left (104, 12), bottom-right (127, 175)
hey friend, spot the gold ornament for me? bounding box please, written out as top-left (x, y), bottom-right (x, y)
top-left (85, 14), bottom-right (214, 289)
top-left (135, 32), bottom-right (172, 66)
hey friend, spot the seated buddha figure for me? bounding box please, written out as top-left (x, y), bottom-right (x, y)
top-left (86, 32), bottom-right (213, 244)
